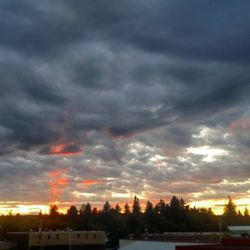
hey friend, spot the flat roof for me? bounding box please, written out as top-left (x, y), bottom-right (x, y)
top-left (228, 226), bottom-right (250, 231)
top-left (8, 231), bottom-right (104, 234)
top-left (119, 241), bottom-right (206, 250)
top-left (0, 241), bottom-right (15, 249)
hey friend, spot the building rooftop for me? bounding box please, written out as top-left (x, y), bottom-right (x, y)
top-left (0, 241), bottom-right (15, 250)
top-left (228, 226), bottom-right (250, 231)
top-left (119, 240), bottom-right (206, 250)
top-left (8, 231), bottom-right (103, 234)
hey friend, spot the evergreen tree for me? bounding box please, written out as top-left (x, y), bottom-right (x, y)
top-left (154, 199), bottom-right (166, 215)
top-left (79, 203), bottom-right (92, 230)
top-left (169, 195), bottom-right (189, 230)
top-left (132, 196), bottom-right (141, 215)
top-left (170, 195), bottom-right (181, 220)
top-left (145, 201), bottom-right (154, 215)
top-left (223, 196), bottom-right (237, 225)
top-left (144, 200), bottom-right (155, 231)
top-left (115, 204), bottom-right (121, 214)
top-left (102, 201), bottom-right (112, 214)
top-left (244, 207), bottom-right (249, 217)
top-left (92, 207), bottom-right (98, 215)
top-left (124, 203), bottom-right (131, 215)
top-left (49, 204), bottom-right (59, 217)
top-left (67, 206), bottom-right (78, 229)
top-left (67, 205), bottom-right (78, 218)
top-left (81, 203), bottom-right (92, 216)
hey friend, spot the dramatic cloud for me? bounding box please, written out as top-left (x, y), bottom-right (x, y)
top-left (1, 0), bottom-right (250, 214)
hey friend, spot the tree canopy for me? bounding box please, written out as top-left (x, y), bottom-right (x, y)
top-left (0, 195), bottom-right (249, 245)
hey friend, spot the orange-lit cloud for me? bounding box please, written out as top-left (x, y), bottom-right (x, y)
top-left (82, 179), bottom-right (104, 187)
top-left (230, 117), bottom-right (250, 132)
top-left (48, 142), bottom-right (83, 156)
top-left (48, 169), bottom-right (68, 203)
top-left (46, 113), bottom-right (83, 156)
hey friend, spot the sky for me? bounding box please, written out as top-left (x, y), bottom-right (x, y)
top-left (1, 0), bottom-right (250, 215)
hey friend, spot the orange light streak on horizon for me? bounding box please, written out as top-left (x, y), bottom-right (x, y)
top-left (48, 169), bottom-right (68, 203)
top-left (1, 197), bottom-right (250, 215)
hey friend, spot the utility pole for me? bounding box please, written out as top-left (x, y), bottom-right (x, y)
top-left (68, 229), bottom-right (72, 250)
top-left (219, 220), bottom-right (222, 245)
top-left (39, 219), bottom-right (43, 250)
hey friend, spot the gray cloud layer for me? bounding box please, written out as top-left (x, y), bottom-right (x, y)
top-left (1, 1), bottom-right (250, 210)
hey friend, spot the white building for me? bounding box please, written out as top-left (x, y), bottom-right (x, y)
top-left (228, 226), bottom-right (250, 237)
top-left (119, 240), bottom-right (205, 250)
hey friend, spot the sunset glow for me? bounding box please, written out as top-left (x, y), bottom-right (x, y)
top-left (0, 204), bottom-right (49, 215)
top-left (82, 179), bottom-right (104, 187)
top-left (49, 143), bottom-right (83, 156)
top-left (2, 196), bottom-right (250, 216)
top-left (48, 169), bottom-right (69, 203)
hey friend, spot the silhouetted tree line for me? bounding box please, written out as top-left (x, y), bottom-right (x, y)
top-left (0, 196), bottom-right (250, 244)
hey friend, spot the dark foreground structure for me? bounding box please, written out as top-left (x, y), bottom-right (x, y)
top-left (7, 231), bottom-right (105, 250)
top-left (0, 241), bottom-right (16, 250)
top-left (176, 237), bottom-right (250, 250)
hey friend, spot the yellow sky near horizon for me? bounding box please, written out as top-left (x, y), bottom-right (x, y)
top-left (0, 197), bottom-right (249, 216)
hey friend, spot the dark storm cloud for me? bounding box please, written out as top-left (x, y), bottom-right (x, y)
top-left (0, 1), bottom-right (80, 56)
top-left (62, 0), bottom-right (250, 62)
top-left (1, 0), bottom-right (250, 61)
top-left (109, 1), bottom-right (249, 61)
top-left (1, 0), bottom-right (250, 146)
top-left (1, 0), bottom-right (249, 62)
